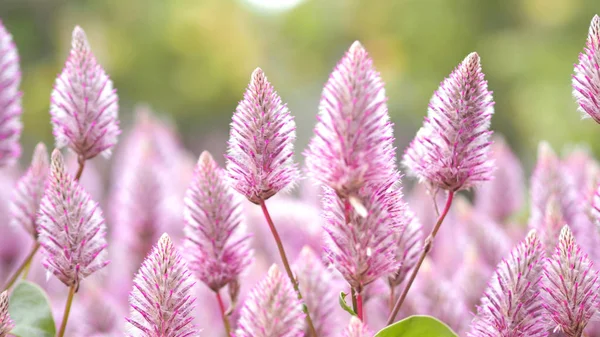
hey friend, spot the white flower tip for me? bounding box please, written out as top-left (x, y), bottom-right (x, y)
top-left (267, 264), bottom-right (281, 278)
top-left (50, 149), bottom-right (65, 173)
top-left (71, 26), bottom-right (90, 52)
top-left (298, 245), bottom-right (316, 260)
top-left (158, 233), bottom-right (172, 247)
top-left (32, 142), bottom-right (49, 174)
top-left (251, 67), bottom-right (265, 81)
top-left (537, 141), bottom-right (556, 161)
top-left (349, 40), bottom-right (365, 53)
top-left (591, 15), bottom-right (600, 35)
top-left (0, 290), bottom-right (7, 302)
top-left (463, 52), bottom-right (481, 71)
top-left (526, 229), bottom-right (538, 241)
top-left (559, 225), bottom-right (574, 242)
top-left (199, 150), bottom-right (214, 167)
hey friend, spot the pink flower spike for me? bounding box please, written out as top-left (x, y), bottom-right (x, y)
top-left (226, 68), bottom-right (298, 204)
top-left (573, 15), bottom-right (600, 124)
top-left (236, 265), bottom-right (305, 337)
top-left (10, 142), bottom-right (49, 238)
top-left (542, 226), bottom-right (600, 337)
top-left (37, 149), bottom-right (109, 288)
top-left (0, 20), bottom-right (23, 167)
top-left (184, 151), bottom-right (252, 292)
top-left (403, 52), bottom-right (495, 192)
top-left (0, 290), bottom-right (13, 337)
top-left (304, 41), bottom-right (396, 197)
top-left (342, 317), bottom-right (373, 337)
top-left (50, 26), bottom-right (119, 160)
top-left (468, 230), bottom-right (547, 337)
top-left (388, 210), bottom-right (423, 288)
top-left (126, 233), bottom-right (199, 337)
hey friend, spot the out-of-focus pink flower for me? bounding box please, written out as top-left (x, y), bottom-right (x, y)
top-left (10, 143), bottom-right (49, 238)
top-left (184, 151), bottom-right (251, 292)
top-left (573, 15), bottom-right (600, 124)
top-left (0, 290), bottom-right (13, 336)
top-left (403, 52), bottom-right (494, 192)
top-left (468, 230), bottom-right (546, 337)
top-left (475, 135), bottom-right (524, 222)
top-left (236, 265), bottom-right (305, 337)
top-left (342, 317), bottom-right (372, 337)
top-left (71, 286), bottom-right (125, 337)
top-left (37, 149), bottom-right (109, 288)
top-left (388, 210), bottom-right (422, 288)
top-left (304, 41), bottom-right (395, 197)
top-left (542, 226), bottom-right (599, 337)
top-left (0, 20), bottom-right (23, 167)
top-left (50, 26), bottom-right (119, 160)
top-left (126, 233), bottom-right (199, 337)
top-left (226, 68), bottom-right (298, 204)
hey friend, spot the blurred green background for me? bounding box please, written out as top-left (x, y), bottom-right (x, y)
top-left (2, 0), bottom-right (600, 171)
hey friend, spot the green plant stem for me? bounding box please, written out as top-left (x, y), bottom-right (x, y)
top-left (387, 190), bottom-right (455, 325)
top-left (216, 290), bottom-right (232, 337)
top-left (3, 241), bottom-right (40, 291)
top-left (57, 285), bottom-right (76, 337)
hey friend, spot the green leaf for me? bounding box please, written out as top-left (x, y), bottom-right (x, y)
top-left (8, 281), bottom-right (56, 337)
top-left (338, 291), bottom-right (357, 316)
top-left (375, 315), bottom-right (458, 337)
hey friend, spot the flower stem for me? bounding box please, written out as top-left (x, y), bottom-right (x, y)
top-left (57, 285), bottom-right (76, 337)
top-left (386, 190), bottom-right (455, 325)
top-left (259, 199), bottom-right (318, 337)
top-left (3, 241), bottom-right (40, 291)
top-left (351, 287), bottom-right (358, 314)
top-left (356, 290), bottom-right (364, 321)
top-left (388, 282), bottom-right (395, 312)
top-left (74, 156), bottom-right (85, 181)
top-left (216, 290), bottom-right (232, 337)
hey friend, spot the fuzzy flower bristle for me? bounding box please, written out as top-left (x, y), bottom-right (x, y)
top-left (403, 52), bottom-right (494, 192)
top-left (37, 149), bottom-right (108, 288)
top-left (126, 233), bottom-right (199, 337)
top-left (10, 142), bottom-right (49, 238)
top-left (467, 230), bottom-right (546, 337)
top-left (304, 41), bottom-right (395, 197)
top-left (50, 26), bottom-right (119, 160)
top-left (342, 317), bottom-right (372, 337)
top-left (236, 265), bottom-right (305, 337)
top-left (388, 210), bottom-right (422, 288)
top-left (573, 15), bottom-right (600, 124)
top-left (542, 226), bottom-right (600, 337)
top-left (226, 68), bottom-right (298, 204)
top-left (184, 151), bottom-right (252, 292)
top-left (0, 20), bottom-right (23, 167)
top-left (0, 290), bottom-right (13, 337)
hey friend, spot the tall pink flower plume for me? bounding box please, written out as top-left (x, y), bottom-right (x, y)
top-left (50, 26), bottom-right (119, 160)
top-left (0, 20), bottom-right (22, 167)
top-left (183, 151), bottom-right (251, 291)
top-left (236, 265), bottom-right (305, 337)
top-left (10, 142), bottom-right (49, 238)
top-left (37, 149), bottom-right (108, 288)
top-left (468, 230), bottom-right (546, 337)
top-left (126, 233), bottom-right (199, 337)
top-left (293, 247), bottom-right (336, 337)
top-left (304, 41), bottom-right (395, 197)
top-left (542, 226), bottom-right (600, 337)
top-left (0, 290), bottom-right (13, 337)
top-left (342, 317), bottom-right (372, 337)
top-left (388, 210), bottom-right (422, 288)
top-left (226, 68), bottom-right (298, 204)
top-left (573, 15), bottom-right (600, 123)
top-left (403, 52), bottom-right (494, 192)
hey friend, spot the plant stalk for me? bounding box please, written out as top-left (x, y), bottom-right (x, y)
top-left (57, 285), bottom-right (76, 337)
top-left (216, 290), bottom-right (232, 337)
top-left (74, 156), bottom-right (85, 181)
top-left (3, 241), bottom-right (40, 291)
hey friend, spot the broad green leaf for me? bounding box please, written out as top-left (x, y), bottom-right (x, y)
top-left (338, 291), bottom-right (357, 316)
top-left (375, 315), bottom-right (458, 337)
top-left (8, 281), bottom-right (56, 337)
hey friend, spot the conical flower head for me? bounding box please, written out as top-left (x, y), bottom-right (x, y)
top-left (304, 41), bottom-right (395, 197)
top-left (468, 231), bottom-right (546, 337)
top-left (126, 233), bottom-right (199, 337)
top-left (0, 291), bottom-right (13, 337)
top-left (10, 143), bottom-right (49, 238)
top-left (403, 52), bottom-right (495, 192)
top-left (0, 20), bottom-right (23, 167)
top-left (342, 317), bottom-right (372, 337)
top-left (183, 151), bottom-right (252, 292)
top-left (542, 226), bottom-right (600, 337)
top-left (37, 149), bottom-right (108, 288)
top-left (236, 265), bottom-right (305, 337)
top-left (388, 210), bottom-right (423, 287)
top-left (50, 26), bottom-right (119, 160)
top-left (226, 68), bottom-right (298, 204)
top-left (573, 15), bottom-right (600, 124)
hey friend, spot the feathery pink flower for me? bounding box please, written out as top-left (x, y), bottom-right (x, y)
top-left (126, 233), bottom-right (199, 337)
top-left (342, 317), bottom-right (372, 337)
top-left (573, 15), bottom-right (600, 123)
top-left (0, 290), bottom-right (13, 337)
top-left (236, 265), bottom-right (305, 337)
top-left (184, 151), bottom-right (251, 292)
top-left (226, 68), bottom-right (298, 204)
top-left (10, 143), bottom-right (49, 238)
top-left (403, 52), bottom-right (494, 192)
top-left (468, 230), bottom-right (546, 337)
top-left (293, 247), bottom-right (336, 337)
top-left (37, 149), bottom-right (108, 288)
top-left (50, 26), bottom-right (119, 160)
top-left (304, 41), bottom-right (395, 197)
top-left (388, 210), bottom-right (422, 288)
top-left (542, 226), bottom-right (600, 337)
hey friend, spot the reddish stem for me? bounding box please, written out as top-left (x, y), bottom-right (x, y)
top-left (356, 290), bottom-right (364, 321)
top-left (74, 156), bottom-right (85, 181)
top-left (216, 290), bottom-right (232, 337)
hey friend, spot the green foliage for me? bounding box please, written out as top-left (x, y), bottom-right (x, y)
top-left (375, 315), bottom-right (458, 337)
top-left (8, 281), bottom-right (56, 337)
top-left (338, 291), bottom-right (357, 316)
